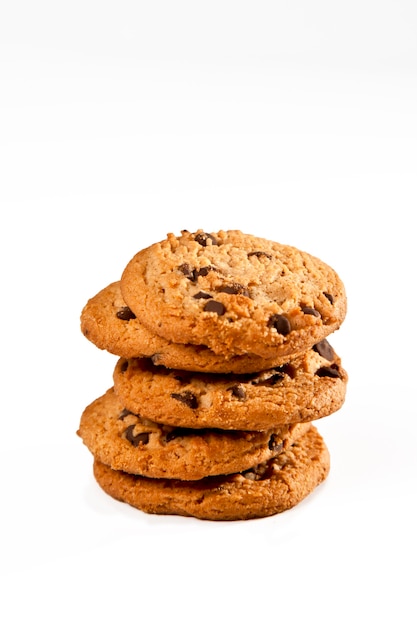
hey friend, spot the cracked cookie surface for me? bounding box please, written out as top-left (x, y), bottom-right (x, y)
top-left (92, 425), bottom-right (330, 520)
top-left (120, 230), bottom-right (347, 359)
top-left (77, 388), bottom-right (309, 480)
top-left (113, 341), bottom-right (348, 430)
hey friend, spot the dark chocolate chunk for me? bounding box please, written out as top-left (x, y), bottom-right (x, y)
top-left (218, 283), bottom-right (250, 297)
top-left (171, 391), bottom-right (199, 409)
top-left (315, 365), bottom-right (341, 379)
top-left (193, 291), bottom-right (212, 299)
top-left (118, 408), bottom-right (132, 420)
top-left (248, 251), bottom-right (272, 260)
top-left (194, 232), bottom-right (218, 246)
top-left (178, 264), bottom-right (215, 282)
top-left (313, 339), bottom-right (335, 361)
top-left (178, 263), bottom-right (196, 280)
top-left (116, 306), bottom-right (136, 321)
top-left (300, 305), bottom-right (321, 317)
top-left (251, 371), bottom-right (284, 386)
top-left (123, 425), bottom-right (150, 446)
top-left (268, 435), bottom-right (284, 454)
top-left (203, 300), bottom-right (226, 315)
top-left (227, 384), bottom-right (246, 400)
top-left (196, 266), bottom-right (215, 278)
top-left (323, 292), bottom-right (334, 304)
top-left (268, 314), bottom-right (291, 335)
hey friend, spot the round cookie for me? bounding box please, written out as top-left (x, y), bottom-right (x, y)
top-left (113, 340), bottom-right (348, 431)
top-left (77, 388), bottom-right (309, 480)
top-left (80, 282), bottom-right (305, 373)
top-left (92, 425), bottom-right (330, 521)
top-left (120, 230), bottom-right (347, 359)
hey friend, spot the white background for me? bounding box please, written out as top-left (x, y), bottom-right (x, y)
top-left (1, 1), bottom-right (416, 624)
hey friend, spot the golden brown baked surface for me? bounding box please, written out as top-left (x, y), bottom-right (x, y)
top-left (92, 425), bottom-right (330, 521)
top-left (77, 387), bottom-right (310, 480)
top-left (78, 228), bottom-right (348, 521)
top-left (81, 281), bottom-right (307, 373)
top-left (121, 229), bottom-right (347, 359)
top-left (112, 341), bottom-right (347, 430)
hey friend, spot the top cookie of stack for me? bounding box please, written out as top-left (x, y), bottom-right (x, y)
top-left (121, 229), bottom-right (346, 361)
top-left (82, 229), bottom-right (346, 372)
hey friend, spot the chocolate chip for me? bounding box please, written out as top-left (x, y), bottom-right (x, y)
top-left (301, 305), bottom-right (321, 317)
top-left (251, 371), bottom-right (284, 386)
top-left (178, 264), bottom-right (215, 282)
top-left (249, 368), bottom-right (286, 386)
top-left (313, 339), bottom-right (335, 361)
top-left (248, 251), bottom-right (272, 260)
top-left (178, 263), bottom-right (196, 280)
top-left (171, 391), bottom-right (199, 409)
top-left (193, 291), bottom-right (212, 299)
top-left (118, 408), bottom-right (132, 420)
top-left (218, 283), bottom-right (250, 297)
top-left (116, 306), bottom-right (136, 321)
top-left (123, 425), bottom-right (150, 446)
top-left (268, 314), bottom-right (291, 335)
top-left (203, 300), bottom-right (226, 315)
top-left (268, 435), bottom-right (284, 453)
top-left (315, 365), bottom-right (341, 378)
top-left (194, 232), bottom-right (218, 246)
top-left (196, 266), bottom-right (215, 278)
top-left (227, 384), bottom-right (246, 400)
top-left (323, 292), bottom-right (334, 304)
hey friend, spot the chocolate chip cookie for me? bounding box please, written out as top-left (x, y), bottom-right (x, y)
top-left (92, 425), bottom-right (330, 520)
top-left (120, 230), bottom-right (347, 360)
top-left (77, 388), bottom-right (310, 480)
top-left (112, 340), bottom-right (347, 431)
top-left (81, 281), bottom-right (306, 373)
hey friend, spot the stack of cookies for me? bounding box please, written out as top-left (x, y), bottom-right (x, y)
top-left (78, 229), bottom-right (348, 521)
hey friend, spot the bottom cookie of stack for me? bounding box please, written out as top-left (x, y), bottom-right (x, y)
top-left (78, 389), bottom-right (329, 521)
top-left (93, 427), bottom-right (329, 521)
